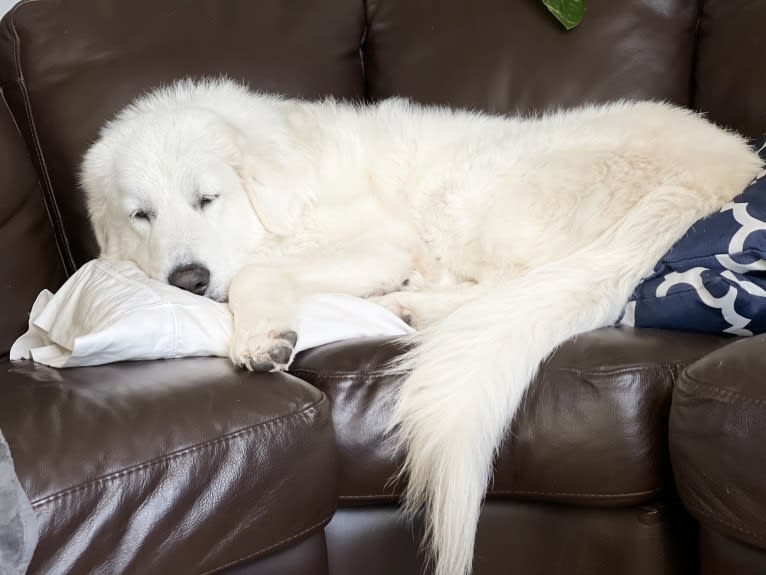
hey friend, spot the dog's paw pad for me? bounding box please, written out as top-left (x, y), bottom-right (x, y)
top-left (248, 360), bottom-right (275, 372)
top-left (230, 329), bottom-right (298, 372)
top-left (268, 345), bottom-right (293, 364)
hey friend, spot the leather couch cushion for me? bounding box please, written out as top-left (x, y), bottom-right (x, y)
top-left (291, 327), bottom-right (728, 507)
top-left (0, 95), bottom-right (65, 356)
top-left (325, 501), bottom-right (698, 575)
top-left (225, 533), bottom-right (329, 575)
top-left (0, 0), bottom-right (365, 271)
top-left (364, 0), bottom-right (697, 114)
top-left (0, 358), bottom-right (337, 575)
top-left (670, 334), bottom-right (766, 552)
top-left (699, 526), bottom-right (766, 575)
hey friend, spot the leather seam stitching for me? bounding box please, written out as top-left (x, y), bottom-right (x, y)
top-left (339, 487), bottom-right (661, 500)
top-left (679, 376), bottom-right (766, 405)
top-left (547, 361), bottom-right (687, 376)
top-left (339, 494), bottom-right (397, 500)
top-left (359, 0), bottom-right (368, 97)
top-left (290, 367), bottom-right (394, 379)
top-left (685, 502), bottom-right (766, 544)
top-left (291, 362), bottom-right (685, 380)
top-left (10, 8), bottom-right (75, 274)
top-left (30, 398), bottom-right (324, 508)
top-left (488, 487), bottom-right (661, 498)
top-left (200, 511), bottom-right (334, 575)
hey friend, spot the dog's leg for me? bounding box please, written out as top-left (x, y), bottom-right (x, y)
top-left (228, 265), bottom-right (302, 372)
top-left (228, 239), bottom-right (417, 371)
top-left (370, 284), bottom-right (487, 329)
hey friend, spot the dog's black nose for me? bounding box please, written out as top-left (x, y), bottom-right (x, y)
top-left (168, 264), bottom-right (210, 296)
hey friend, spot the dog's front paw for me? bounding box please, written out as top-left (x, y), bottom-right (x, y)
top-left (229, 326), bottom-right (298, 372)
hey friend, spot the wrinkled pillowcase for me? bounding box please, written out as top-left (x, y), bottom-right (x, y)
top-left (620, 134), bottom-right (766, 335)
top-left (10, 259), bottom-right (414, 368)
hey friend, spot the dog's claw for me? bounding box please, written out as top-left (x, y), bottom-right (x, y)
top-left (277, 330), bottom-right (298, 347)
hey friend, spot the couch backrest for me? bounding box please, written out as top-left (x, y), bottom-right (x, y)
top-left (0, 93), bottom-right (65, 355)
top-left (695, 0), bottom-right (766, 141)
top-left (0, 0), bottom-right (764, 320)
top-left (365, 0), bottom-right (699, 114)
top-left (0, 0), bottom-right (366, 272)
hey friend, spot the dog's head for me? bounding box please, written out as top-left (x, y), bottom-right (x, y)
top-left (81, 80), bottom-right (310, 301)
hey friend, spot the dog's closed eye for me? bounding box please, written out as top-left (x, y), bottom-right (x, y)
top-left (131, 209), bottom-right (153, 222)
top-left (198, 195), bottom-right (219, 210)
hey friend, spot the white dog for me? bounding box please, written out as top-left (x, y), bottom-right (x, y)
top-left (81, 79), bottom-right (762, 575)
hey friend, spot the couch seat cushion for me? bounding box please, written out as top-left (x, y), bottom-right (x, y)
top-left (290, 327), bottom-right (729, 507)
top-left (0, 357), bottom-right (337, 575)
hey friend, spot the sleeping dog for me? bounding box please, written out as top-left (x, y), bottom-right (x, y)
top-left (81, 79), bottom-right (762, 575)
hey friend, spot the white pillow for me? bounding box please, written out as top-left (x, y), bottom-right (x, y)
top-left (10, 259), bottom-right (413, 368)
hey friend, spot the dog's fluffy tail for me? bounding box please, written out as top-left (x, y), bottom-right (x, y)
top-left (390, 182), bottom-right (755, 575)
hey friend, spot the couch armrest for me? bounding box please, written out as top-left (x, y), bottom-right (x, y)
top-left (670, 334), bottom-right (766, 551)
top-left (1, 357), bottom-right (337, 574)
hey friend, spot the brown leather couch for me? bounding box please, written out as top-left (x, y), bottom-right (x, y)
top-left (1, 1), bottom-right (764, 573)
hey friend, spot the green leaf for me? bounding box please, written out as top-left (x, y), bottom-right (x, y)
top-left (541, 0), bottom-right (586, 30)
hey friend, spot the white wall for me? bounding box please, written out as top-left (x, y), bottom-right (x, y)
top-left (0, 0), bottom-right (18, 19)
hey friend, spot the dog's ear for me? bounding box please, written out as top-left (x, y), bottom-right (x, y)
top-left (80, 147), bottom-right (114, 255)
top-left (237, 154), bottom-right (307, 237)
top-left (87, 195), bottom-right (113, 254)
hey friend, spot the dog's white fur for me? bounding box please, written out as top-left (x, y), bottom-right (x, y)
top-left (82, 79), bottom-right (763, 575)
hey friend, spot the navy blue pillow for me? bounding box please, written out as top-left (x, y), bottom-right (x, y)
top-left (620, 135), bottom-right (766, 335)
